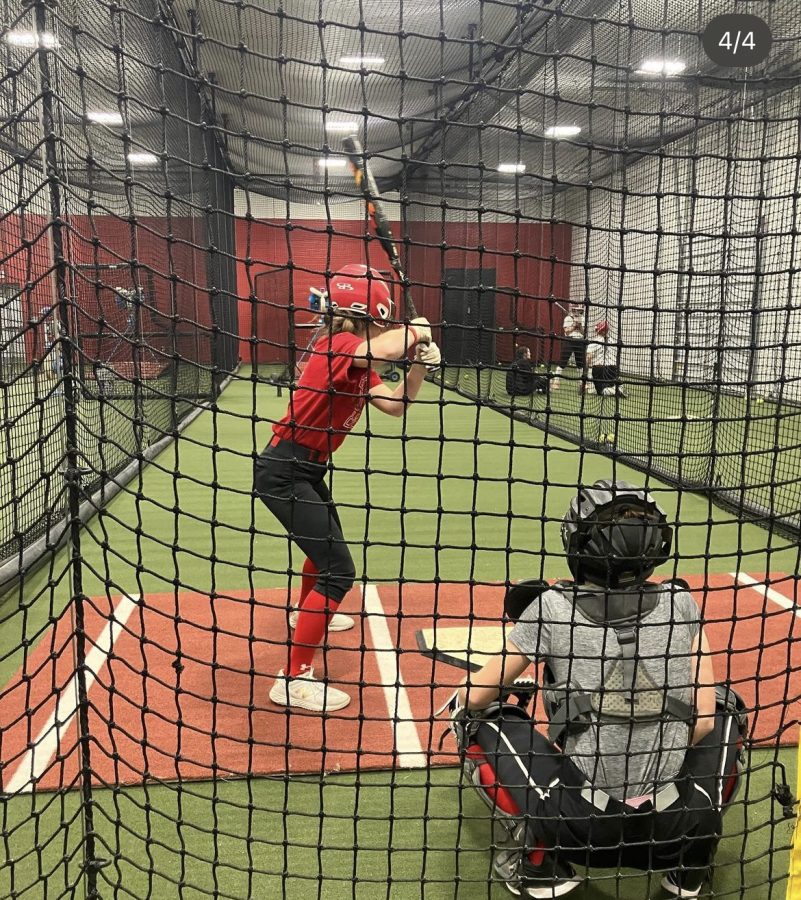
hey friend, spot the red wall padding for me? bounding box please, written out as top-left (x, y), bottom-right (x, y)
top-left (406, 220), bottom-right (572, 363)
top-left (236, 218), bottom-right (572, 364)
top-left (3, 212), bottom-right (572, 369)
top-left (0, 212), bottom-right (57, 364)
top-left (1, 213), bottom-right (214, 366)
top-left (68, 216), bottom-right (214, 365)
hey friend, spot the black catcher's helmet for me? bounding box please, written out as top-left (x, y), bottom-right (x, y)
top-left (561, 480), bottom-right (672, 587)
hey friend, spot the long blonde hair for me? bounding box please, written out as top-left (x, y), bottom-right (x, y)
top-left (323, 312), bottom-right (369, 338)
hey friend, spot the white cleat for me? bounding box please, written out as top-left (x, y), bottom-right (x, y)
top-left (288, 608), bottom-right (355, 632)
top-left (269, 668), bottom-right (351, 713)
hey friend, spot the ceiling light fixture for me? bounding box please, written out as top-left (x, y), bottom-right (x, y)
top-left (497, 163), bottom-right (526, 173)
top-left (636, 58), bottom-right (686, 76)
top-left (4, 30), bottom-right (59, 49)
top-left (339, 55), bottom-right (385, 68)
top-left (87, 111), bottom-right (124, 125)
top-left (318, 158), bottom-right (348, 169)
top-left (544, 125), bottom-right (582, 139)
top-left (127, 152), bottom-right (159, 165)
top-left (325, 121), bottom-right (359, 133)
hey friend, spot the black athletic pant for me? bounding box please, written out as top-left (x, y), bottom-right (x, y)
top-left (475, 711), bottom-right (736, 873)
top-left (253, 441), bottom-right (356, 602)
top-left (592, 364), bottom-right (621, 394)
top-left (558, 337), bottom-right (586, 369)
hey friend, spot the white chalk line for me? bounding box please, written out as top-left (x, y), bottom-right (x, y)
top-left (5, 592), bottom-right (139, 794)
top-left (362, 584), bottom-right (427, 769)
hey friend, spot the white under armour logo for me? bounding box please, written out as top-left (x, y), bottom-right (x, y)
top-left (534, 778), bottom-right (560, 801)
top-left (335, 282), bottom-right (354, 290)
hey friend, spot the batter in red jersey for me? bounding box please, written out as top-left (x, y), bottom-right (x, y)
top-left (254, 264), bottom-right (440, 713)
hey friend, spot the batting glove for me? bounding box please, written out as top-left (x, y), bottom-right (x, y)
top-left (415, 341), bottom-right (441, 369)
top-left (409, 316), bottom-right (432, 345)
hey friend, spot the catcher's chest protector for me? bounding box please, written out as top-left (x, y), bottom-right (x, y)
top-left (593, 651), bottom-right (667, 719)
top-left (545, 581), bottom-right (694, 744)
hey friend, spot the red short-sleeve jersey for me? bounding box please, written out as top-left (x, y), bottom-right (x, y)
top-left (272, 331), bottom-right (383, 455)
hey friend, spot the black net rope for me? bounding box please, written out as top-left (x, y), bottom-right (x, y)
top-left (0, 1), bottom-right (799, 898)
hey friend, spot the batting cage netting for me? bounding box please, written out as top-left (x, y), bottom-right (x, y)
top-left (0, 0), bottom-right (800, 898)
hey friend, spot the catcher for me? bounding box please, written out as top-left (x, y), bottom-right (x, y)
top-left (446, 481), bottom-right (747, 899)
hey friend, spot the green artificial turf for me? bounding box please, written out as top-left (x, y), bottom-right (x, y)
top-left (0, 366), bottom-right (798, 898)
top-left (0, 756), bottom-right (795, 899)
top-left (449, 365), bottom-right (801, 532)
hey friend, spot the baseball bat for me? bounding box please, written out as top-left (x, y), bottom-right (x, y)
top-left (342, 135), bottom-right (419, 322)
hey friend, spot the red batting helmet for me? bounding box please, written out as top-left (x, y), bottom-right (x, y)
top-left (321, 265), bottom-right (393, 325)
top-left (595, 320), bottom-right (609, 337)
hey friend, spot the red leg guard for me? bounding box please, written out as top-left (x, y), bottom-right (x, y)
top-left (527, 843), bottom-right (547, 867)
top-left (465, 746), bottom-right (523, 818)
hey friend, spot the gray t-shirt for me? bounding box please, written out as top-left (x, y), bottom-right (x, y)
top-left (509, 583), bottom-right (701, 800)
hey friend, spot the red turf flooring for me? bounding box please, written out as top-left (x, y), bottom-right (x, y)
top-left (0, 574), bottom-right (798, 792)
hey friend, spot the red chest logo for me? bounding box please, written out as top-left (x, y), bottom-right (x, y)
top-left (342, 372), bottom-right (369, 431)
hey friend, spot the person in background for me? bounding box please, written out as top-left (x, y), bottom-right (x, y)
top-left (552, 309), bottom-right (586, 391)
top-left (586, 320), bottom-right (627, 398)
top-left (506, 346), bottom-right (535, 396)
top-left (506, 346), bottom-right (551, 402)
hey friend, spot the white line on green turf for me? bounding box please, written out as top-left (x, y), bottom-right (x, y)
top-left (361, 584), bottom-right (427, 769)
top-left (5, 592), bottom-right (139, 794)
top-left (732, 573), bottom-right (799, 617)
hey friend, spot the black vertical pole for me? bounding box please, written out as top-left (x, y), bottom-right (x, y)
top-left (32, 2), bottom-right (103, 896)
top-left (191, 9), bottom-right (237, 391)
top-left (157, 0), bottom-right (239, 391)
top-left (747, 213), bottom-right (765, 392)
top-left (189, 7), bottom-right (221, 397)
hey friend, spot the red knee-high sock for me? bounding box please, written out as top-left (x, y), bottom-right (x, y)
top-left (288, 589), bottom-right (340, 676)
top-left (298, 558), bottom-right (319, 609)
